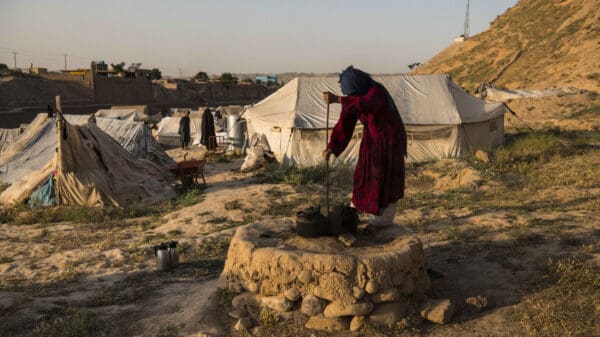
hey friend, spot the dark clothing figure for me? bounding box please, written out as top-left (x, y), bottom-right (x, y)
top-left (327, 66), bottom-right (407, 215)
top-left (179, 116), bottom-right (191, 149)
top-left (201, 109), bottom-right (216, 150)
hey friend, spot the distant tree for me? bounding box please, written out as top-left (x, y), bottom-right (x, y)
top-left (111, 62), bottom-right (126, 73)
top-left (219, 72), bottom-right (238, 84)
top-left (194, 71), bottom-right (209, 82)
top-left (150, 68), bottom-right (162, 80)
top-left (241, 78), bottom-right (253, 83)
top-left (0, 63), bottom-right (8, 71)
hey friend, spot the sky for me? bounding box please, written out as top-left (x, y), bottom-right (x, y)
top-left (0, 0), bottom-right (517, 77)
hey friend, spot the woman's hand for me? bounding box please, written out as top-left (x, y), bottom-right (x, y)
top-left (322, 148), bottom-right (333, 161)
top-left (322, 91), bottom-right (340, 104)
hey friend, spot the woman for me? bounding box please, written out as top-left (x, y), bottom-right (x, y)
top-left (323, 66), bottom-right (407, 227)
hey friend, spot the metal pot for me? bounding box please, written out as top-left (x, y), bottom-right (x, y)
top-left (168, 240), bottom-right (179, 269)
top-left (155, 243), bottom-right (170, 271)
top-left (329, 204), bottom-right (358, 235)
top-left (295, 206), bottom-right (329, 238)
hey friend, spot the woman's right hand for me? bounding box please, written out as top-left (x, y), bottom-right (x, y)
top-left (322, 91), bottom-right (340, 104)
top-left (322, 148), bottom-right (333, 161)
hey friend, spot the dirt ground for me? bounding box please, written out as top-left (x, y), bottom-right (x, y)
top-left (0, 95), bottom-right (599, 337)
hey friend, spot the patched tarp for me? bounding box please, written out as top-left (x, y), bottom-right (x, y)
top-left (0, 128), bottom-right (23, 151)
top-left (96, 108), bottom-right (147, 121)
top-left (0, 115), bottom-right (175, 206)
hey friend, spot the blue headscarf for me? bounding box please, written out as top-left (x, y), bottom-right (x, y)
top-left (338, 65), bottom-right (407, 157)
top-left (339, 66), bottom-right (374, 96)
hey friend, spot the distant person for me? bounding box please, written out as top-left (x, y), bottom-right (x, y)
top-left (201, 108), bottom-right (216, 150)
top-left (179, 110), bottom-right (191, 149)
top-left (322, 66), bottom-right (407, 228)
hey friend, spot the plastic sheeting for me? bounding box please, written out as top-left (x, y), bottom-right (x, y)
top-left (244, 75), bottom-right (506, 166)
top-left (0, 128), bottom-right (23, 151)
top-left (95, 109), bottom-right (148, 121)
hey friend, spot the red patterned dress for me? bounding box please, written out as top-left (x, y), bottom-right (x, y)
top-left (328, 85), bottom-right (406, 215)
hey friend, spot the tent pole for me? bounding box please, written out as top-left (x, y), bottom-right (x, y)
top-left (325, 102), bottom-right (330, 217)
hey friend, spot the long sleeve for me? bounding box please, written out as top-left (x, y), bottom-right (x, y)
top-left (328, 96), bottom-right (363, 156)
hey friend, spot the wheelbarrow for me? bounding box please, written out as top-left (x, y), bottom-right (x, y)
top-left (168, 158), bottom-right (207, 188)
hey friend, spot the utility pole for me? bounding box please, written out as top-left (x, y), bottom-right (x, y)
top-left (12, 50), bottom-right (17, 69)
top-left (464, 0), bottom-right (470, 40)
top-left (178, 68), bottom-right (182, 78)
top-left (64, 54), bottom-right (67, 70)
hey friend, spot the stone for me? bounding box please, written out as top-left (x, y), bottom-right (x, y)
top-left (251, 326), bottom-right (264, 336)
top-left (297, 269), bottom-right (312, 284)
top-left (419, 299), bottom-right (455, 324)
top-left (465, 296), bottom-right (488, 312)
top-left (475, 150), bottom-right (491, 163)
top-left (352, 286), bottom-right (365, 300)
top-left (338, 233), bottom-right (357, 247)
top-left (371, 288), bottom-right (400, 303)
top-left (369, 301), bottom-right (409, 328)
top-left (284, 287), bottom-right (301, 302)
top-left (232, 292), bottom-right (258, 310)
top-left (301, 295), bottom-right (326, 316)
top-left (228, 308), bottom-right (248, 319)
top-left (400, 277), bottom-right (415, 295)
top-left (365, 280), bottom-right (380, 294)
top-left (313, 272), bottom-right (354, 304)
top-left (261, 296), bottom-right (293, 312)
top-left (234, 318), bottom-right (252, 331)
top-left (323, 301), bottom-right (374, 318)
top-left (349, 316), bottom-right (366, 331)
top-left (305, 316), bottom-right (349, 331)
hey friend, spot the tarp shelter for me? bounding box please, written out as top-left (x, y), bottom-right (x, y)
top-left (0, 127), bottom-right (24, 151)
top-left (95, 109), bottom-right (148, 122)
top-left (0, 114), bottom-right (175, 206)
top-left (244, 75), bottom-right (506, 166)
top-left (155, 116), bottom-right (202, 147)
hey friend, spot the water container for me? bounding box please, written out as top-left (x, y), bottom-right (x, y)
top-left (227, 114), bottom-right (246, 148)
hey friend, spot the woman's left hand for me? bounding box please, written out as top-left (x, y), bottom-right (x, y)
top-left (322, 148), bottom-right (333, 161)
top-left (322, 91), bottom-right (340, 104)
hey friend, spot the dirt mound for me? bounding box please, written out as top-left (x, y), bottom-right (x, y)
top-left (422, 159), bottom-right (483, 194)
top-left (413, 0), bottom-right (600, 93)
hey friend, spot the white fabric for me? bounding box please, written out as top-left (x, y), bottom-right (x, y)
top-left (244, 75), bottom-right (506, 166)
top-left (0, 128), bottom-right (23, 151)
top-left (369, 203), bottom-right (397, 226)
top-left (155, 117), bottom-right (202, 147)
top-left (95, 109), bottom-right (148, 122)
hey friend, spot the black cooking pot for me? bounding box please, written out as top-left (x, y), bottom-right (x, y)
top-left (329, 204), bottom-right (358, 235)
top-left (295, 206), bottom-right (329, 238)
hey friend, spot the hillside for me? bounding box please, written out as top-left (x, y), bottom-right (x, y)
top-left (413, 0), bottom-right (600, 93)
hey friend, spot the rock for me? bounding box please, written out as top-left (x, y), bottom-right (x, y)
top-left (232, 292), bottom-right (258, 310)
top-left (313, 272), bottom-right (355, 304)
top-left (251, 326), bottom-right (264, 335)
top-left (465, 296), bottom-right (488, 312)
top-left (475, 150), bottom-right (491, 163)
top-left (371, 288), bottom-right (400, 303)
top-left (369, 301), bottom-right (409, 328)
top-left (305, 315), bottom-right (349, 331)
top-left (228, 308), bottom-right (248, 319)
top-left (297, 269), bottom-right (312, 284)
top-left (352, 286), bottom-right (365, 300)
top-left (349, 316), bottom-right (366, 331)
top-left (419, 299), bottom-right (455, 324)
top-left (301, 295), bottom-right (326, 316)
top-left (284, 287), bottom-right (301, 302)
top-left (400, 277), bottom-right (414, 295)
top-left (323, 301), bottom-right (374, 318)
top-left (365, 280), bottom-right (380, 294)
top-left (234, 318), bottom-right (252, 331)
top-left (338, 233), bottom-right (357, 247)
top-left (261, 296), bottom-right (293, 312)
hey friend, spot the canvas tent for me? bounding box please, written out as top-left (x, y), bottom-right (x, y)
top-left (0, 128), bottom-right (24, 152)
top-left (0, 114), bottom-right (175, 206)
top-left (155, 116), bottom-right (202, 147)
top-left (95, 108), bottom-right (148, 122)
top-left (243, 75), bottom-right (506, 166)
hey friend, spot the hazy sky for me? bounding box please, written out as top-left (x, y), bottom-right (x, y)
top-left (0, 0), bottom-right (517, 77)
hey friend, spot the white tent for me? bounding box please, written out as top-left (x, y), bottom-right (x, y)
top-left (155, 117), bottom-right (202, 147)
top-left (244, 75), bottom-right (506, 166)
top-left (95, 108), bottom-right (148, 122)
top-left (0, 114), bottom-right (174, 206)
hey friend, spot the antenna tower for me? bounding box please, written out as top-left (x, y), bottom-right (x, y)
top-left (463, 0), bottom-right (470, 39)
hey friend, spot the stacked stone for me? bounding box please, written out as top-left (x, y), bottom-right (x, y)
top-left (220, 220), bottom-right (431, 332)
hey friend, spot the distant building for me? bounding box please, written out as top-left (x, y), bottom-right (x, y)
top-left (256, 74), bottom-right (277, 85)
